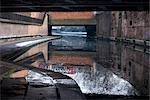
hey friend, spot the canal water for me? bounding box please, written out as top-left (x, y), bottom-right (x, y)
top-left (10, 35), bottom-right (149, 97)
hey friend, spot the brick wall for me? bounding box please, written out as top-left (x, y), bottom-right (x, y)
top-left (111, 11), bottom-right (150, 40)
top-left (96, 11), bottom-right (149, 40)
top-left (48, 12), bottom-right (96, 25)
top-left (49, 12), bottom-right (95, 20)
top-left (0, 12), bottom-right (48, 38)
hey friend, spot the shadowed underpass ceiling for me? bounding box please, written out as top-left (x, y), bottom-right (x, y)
top-left (1, 0), bottom-right (149, 12)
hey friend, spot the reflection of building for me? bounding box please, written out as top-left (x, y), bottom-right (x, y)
top-left (48, 51), bottom-right (95, 66)
top-left (14, 42), bottom-right (48, 62)
top-left (48, 64), bottom-right (77, 74)
top-left (121, 46), bottom-right (149, 96)
top-left (48, 64), bottom-right (92, 74)
top-left (96, 40), bottom-right (149, 96)
top-left (10, 70), bottom-right (28, 78)
top-left (49, 36), bottom-right (96, 52)
top-left (48, 51), bottom-right (95, 74)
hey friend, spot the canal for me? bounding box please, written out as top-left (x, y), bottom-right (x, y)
top-left (1, 35), bottom-right (149, 99)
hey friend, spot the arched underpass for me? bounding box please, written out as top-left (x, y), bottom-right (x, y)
top-left (0, 1), bottom-right (149, 100)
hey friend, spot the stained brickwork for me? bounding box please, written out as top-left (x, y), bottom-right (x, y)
top-left (111, 11), bottom-right (150, 40)
top-left (96, 11), bottom-right (149, 40)
top-left (96, 40), bottom-right (149, 95)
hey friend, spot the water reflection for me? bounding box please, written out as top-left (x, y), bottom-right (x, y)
top-left (96, 40), bottom-right (149, 96)
top-left (11, 36), bottom-right (149, 96)
top-left (26, 70), bottom-right (54, 87)
top-left (49, 37), bottom-right (149, 95)
top-left (49, 36), bottom-right (96, 52)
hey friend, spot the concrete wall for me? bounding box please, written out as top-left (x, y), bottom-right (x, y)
top-left (96, 11), bottom-right (150, 41)
top-left (0, 12), bottom-right (48, 38)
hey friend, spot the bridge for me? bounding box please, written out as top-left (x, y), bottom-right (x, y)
top-left (48, 12), bottom-right (96, 25)
top-left (1, 0), bottom-right (149, 11)
top-left (47, 12), bottom-right (96, 37)
top-left (0, 1), bottom-right (150, 100)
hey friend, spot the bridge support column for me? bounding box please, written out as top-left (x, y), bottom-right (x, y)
top-left (96, 12), bottom-right (111, 39)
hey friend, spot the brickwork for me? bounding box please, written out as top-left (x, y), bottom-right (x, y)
top-left (49, 54), bottom-right (94, 66)
top-left (96, 11), bottom-right (149, 41)
top-left (49, 12), bottom-right (95, 20)
top-left (0, 11), bottom-right (149, 40)
top-left (96, 41), bottom-right (149, 95)
top-left (48, 12), bottom-right (96, 25)
top-left (111, 11), bottom-right (150, 40)
top-left (0, 12), bottom-right (48, 38)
